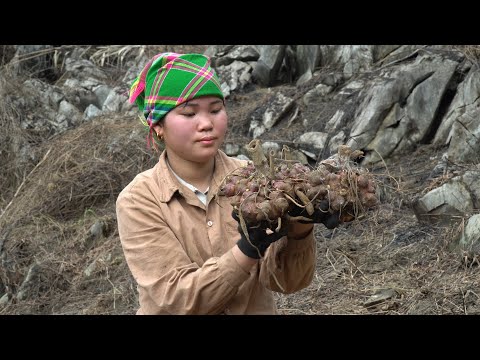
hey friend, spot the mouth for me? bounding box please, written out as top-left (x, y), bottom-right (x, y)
top-left (199, 136), bottom-right (217, 145)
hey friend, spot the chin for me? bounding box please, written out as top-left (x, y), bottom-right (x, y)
top-left (193, 149), bottom-right (218, 163)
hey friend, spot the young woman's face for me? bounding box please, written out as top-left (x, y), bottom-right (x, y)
top-left (155, 96), bottom-right (228, 164)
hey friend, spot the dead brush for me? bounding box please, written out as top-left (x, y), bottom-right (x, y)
top-left (89, 46), bottom-right (147, 67)
top-left (88, 45), bottom-right (210, 68)
top-left (0, 72), bottom-right (24, 204)
top-left (217, 139), bottom-right (378, 236)
top-left (0, 115), bottom-right (158, 227)
top-left (0, 116), bottom-right (155, 314)
top-left (453, 45), bottom-right (480, 66)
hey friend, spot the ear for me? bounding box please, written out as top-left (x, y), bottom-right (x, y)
top-left (153, 124), bottom-right (163, 138)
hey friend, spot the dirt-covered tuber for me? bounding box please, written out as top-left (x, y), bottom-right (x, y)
top-left (217, 139), bottom-right (378, 232)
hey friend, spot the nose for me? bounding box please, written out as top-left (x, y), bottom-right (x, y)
top-left (197, 112), bottom-right (214, 131)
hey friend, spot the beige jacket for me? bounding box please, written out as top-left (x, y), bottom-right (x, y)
top-left (116, 150), bottom-right (315, 314)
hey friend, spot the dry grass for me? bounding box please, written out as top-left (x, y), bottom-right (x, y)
top-left (453, 45), bottom-right (480, 66)
top-left (89, 45), bottom-right (209, 67)
top-left (275, 145), bottom-right (480, 315)
top-left (0, 115), bottom-right (159, 314)
top-left (1, 115), bottom-right (158, 224)
top-left (0, 45), bottom-right (209, 79)
top-left (89, 46), bottom-right (148, 67)
top-left (0, 208), bottom-right (139, 314)
top-left (277, 204), bottom-right (480, 315)
top-left (0, 71), bottom-right (31, 207)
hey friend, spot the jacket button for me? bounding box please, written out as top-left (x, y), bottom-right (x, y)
top-left (207, 220), bottom-right (213, 227)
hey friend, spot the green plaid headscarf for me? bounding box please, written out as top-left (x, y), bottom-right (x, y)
top-left (129, 52), bottom-right (224, 128)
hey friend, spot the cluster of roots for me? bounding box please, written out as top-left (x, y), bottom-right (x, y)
top-left (218, 139), bottom-right (378, 232)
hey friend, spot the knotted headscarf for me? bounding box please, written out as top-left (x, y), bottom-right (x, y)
top-left (128, 52), bottom-right (224, 148)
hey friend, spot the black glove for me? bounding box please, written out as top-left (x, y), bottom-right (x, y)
top-left (232, 211), bottom-right (287, 259)
top-left (288, 200), bottom-right (341, 229)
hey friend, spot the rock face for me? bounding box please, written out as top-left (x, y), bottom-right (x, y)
top-left (413, 181), bottom-right (474, 225)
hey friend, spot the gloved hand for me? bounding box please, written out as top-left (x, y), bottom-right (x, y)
top-left (232, 211), bottom-right (288, 259)
top-left (288, 200), bottom-right (342, 229)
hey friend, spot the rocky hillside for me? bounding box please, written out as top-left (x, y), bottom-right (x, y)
top-left (1, 45), bottom-right (479, 314)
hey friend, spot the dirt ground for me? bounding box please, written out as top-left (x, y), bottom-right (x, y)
top-left (1, 45), bottom-right (479, 315)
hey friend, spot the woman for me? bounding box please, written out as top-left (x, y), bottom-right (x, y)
top-left (116, 52), bottom-right (337, 315)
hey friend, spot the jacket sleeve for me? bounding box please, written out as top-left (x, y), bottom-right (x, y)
top-left (116, 187), bottom-right (250, 315)
top-left (258, 225), bottom-right (316, 294)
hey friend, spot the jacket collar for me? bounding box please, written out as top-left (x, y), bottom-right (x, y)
top-left (154, 149), bottom-right (233, 203)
